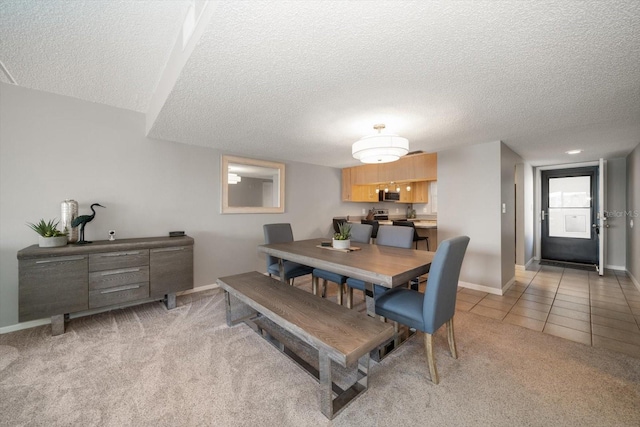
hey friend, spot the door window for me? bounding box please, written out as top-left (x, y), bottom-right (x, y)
top-left (548, 176), bottom-right (591, 239)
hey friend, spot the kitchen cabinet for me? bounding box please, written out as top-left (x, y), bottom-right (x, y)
top-left (18, 236), bottom-right (194, 335)
top-left (341, 153), bottom-right (437, 202)
top-left (352, 185), bottom-right (378, 202)
top-left (412, 181), bottom-right (429, 203)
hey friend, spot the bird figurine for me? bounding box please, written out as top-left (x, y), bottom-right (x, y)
top-left (72, 203), bottom-right (105, 244)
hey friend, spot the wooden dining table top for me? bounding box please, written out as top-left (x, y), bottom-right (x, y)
top-left (258, 238), bottom-right (435, 288)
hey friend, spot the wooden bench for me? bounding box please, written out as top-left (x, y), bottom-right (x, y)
top-left (217, 271), bottom-right (394, 419)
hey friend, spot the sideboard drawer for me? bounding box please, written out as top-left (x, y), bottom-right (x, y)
top-left (89, 282), bottom-right (149, 309)
top-left (89, 250), bottom-right (149, 272)
top-left (89, 266), bottom-right (149, 291)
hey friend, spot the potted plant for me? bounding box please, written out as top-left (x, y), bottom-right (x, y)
top-left (27, 219), bottom-right (68, 248)
top-left (332, 222), bottom-right (351, 249)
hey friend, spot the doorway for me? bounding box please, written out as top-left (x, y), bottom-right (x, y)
top-left (540, 166), bottom-right (599, 267)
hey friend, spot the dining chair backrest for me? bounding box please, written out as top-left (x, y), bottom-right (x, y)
top-left (349, 223), bottom-right (373, 244)
top-left (360, 219), bottom-right (380, 239)
top-left (263, 223), bottom-right (294, 268)
top-left (375, 225), bottom-right (414, 249)
top-left (422, 236), bottom-right (470, 334)
top-left (391, 220), bottom-right (418, 241)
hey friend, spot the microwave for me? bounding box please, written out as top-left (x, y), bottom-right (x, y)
top-left (378, 191), bottom-right (400, 202)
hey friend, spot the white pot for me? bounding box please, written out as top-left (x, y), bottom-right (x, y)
top-left (332, 238), bottom-right (351, 250)
top-left (38, 236), bottom-right (68, 248)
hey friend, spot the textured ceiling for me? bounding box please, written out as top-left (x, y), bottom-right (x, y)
top-left (2, 1), bottom-right (639, 168)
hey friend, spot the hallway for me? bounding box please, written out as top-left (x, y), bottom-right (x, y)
top-left (456, 264), bottom-right (640, 358)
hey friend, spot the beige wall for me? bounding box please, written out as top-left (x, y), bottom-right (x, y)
top-left (438, 140), bottom-right (503, 292)
top-left (0, 83), bottom-right (354, 329)
top-left (500, 143), bottom-right (522, 287)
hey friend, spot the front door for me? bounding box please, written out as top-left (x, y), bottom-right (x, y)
top-left (541, 166), bottom-right (599, 266)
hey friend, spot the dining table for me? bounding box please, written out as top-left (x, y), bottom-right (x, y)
top-left (258, 238), bottom-right (435, 360)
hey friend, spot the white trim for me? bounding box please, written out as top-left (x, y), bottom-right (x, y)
top-left (627, 270), bottom-right (640, 293)
top-left (537, 161), bottom-right (600, 171)
top-left (502, 277), bottom-right (516, 294)
top-left (458, 280), bottom-right (503, 296)
top-left (605, 264), bottom-right (626, 271)
top-left (0, 284), bottom-right (221, 335)
top-left (515, 258), bottom-right (535, 271)
top-left (177, 283), bottom-right (219, 296)
top-left (0, 318), bottom-right (50, 335)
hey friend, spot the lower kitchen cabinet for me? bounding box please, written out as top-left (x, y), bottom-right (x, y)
top-left (17, 236), bottom-right (194, 335)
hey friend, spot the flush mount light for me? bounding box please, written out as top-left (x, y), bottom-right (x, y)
top-left (352, 124), bottom-right (409, 164)
top-left (566, 149), bottom-right (582, 155)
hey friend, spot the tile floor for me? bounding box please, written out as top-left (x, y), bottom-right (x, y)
top-left (455, 263), bottom-right (640, 358)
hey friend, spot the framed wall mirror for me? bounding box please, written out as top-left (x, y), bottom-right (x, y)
top-left (221, 155), bottom-right (285, 214)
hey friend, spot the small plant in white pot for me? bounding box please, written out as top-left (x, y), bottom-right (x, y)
top-left (332, 223), bottom-right (351, 250)
top-left (27, 219), bottom-right (68, 248)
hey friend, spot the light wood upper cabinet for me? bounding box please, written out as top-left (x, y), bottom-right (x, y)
top-left (352, 163), bottom-right (378, 185)
top-left (411, 153), bottom-right (437, 181)
top-left (412, 181), bottom-right (429, 203)
top-left (342, 152), bottom-right (437, 202)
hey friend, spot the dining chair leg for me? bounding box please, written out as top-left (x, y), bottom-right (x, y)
top-left (312, 276), bottom-right (319, 296)
top-left (346, 287), bottom-right (353, 309)
top-left (424, 333), bottom-right (439, 385)
top-left (447, 318), bottom-right (458, 359)
top-left (393, 321), bottom-right (400, 347)
top-left (337, 283), bottom-right (344, 305)
top-left (321, 279), bottom-right (327, 298)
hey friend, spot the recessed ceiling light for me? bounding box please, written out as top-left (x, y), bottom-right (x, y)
top-left (565, 149), bottom-right (582, 155)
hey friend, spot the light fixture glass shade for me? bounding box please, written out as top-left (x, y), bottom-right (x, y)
top-left (352, 134), bottom-right (409, 164)
top-left (228, 173), bottom-right (241, 184)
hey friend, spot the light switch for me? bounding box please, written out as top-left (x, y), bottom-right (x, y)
top-left (502, 203), bottom-right (506, 214)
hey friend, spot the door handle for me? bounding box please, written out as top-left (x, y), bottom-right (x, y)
top-left (541, 211), bottom-right (545, 221)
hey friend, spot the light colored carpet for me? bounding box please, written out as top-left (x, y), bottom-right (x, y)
top-left (1, 287), bottom-right (639, 427)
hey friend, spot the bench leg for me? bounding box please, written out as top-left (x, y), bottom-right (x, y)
top-left (224, 291), bottom-right (257, 326)
top-left (318, 350), bottom-right (333, 419)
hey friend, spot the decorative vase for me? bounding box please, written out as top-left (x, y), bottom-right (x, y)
top-left (61, 199), bottom-right (79, 243)
top-left (38, 236), bottom-right (68, 248)
top-left (332, 238), bottom-right (350, 250)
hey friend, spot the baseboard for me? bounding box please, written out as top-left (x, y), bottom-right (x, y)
top-left (605, 265), bottom-right (626, 271)
top-left (627, 270), bottom-right (640, 293)
top-left (0, 284), bottom-right (221, 335)
top-left (502, 277), bottom-right (516, 294)
top-left (0, 318), bottom-right (51, 335)
top-left (177, 283), bottom-right (219, 296)
top-left (515, 258), bottom-right (535, 272)
top-left (458, 280), bottom-right (503, 296)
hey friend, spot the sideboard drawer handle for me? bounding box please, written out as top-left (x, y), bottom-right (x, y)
top-left (101, 268), bottom-right (141, 276)
top-left (100, 284), bottom-right (141, 294)
top-left (153, 247), bottom-right (185, 253)
top-left (102, 251), bottom-right (141, 257)
top-left (36, 255), bottom-right (86, 264)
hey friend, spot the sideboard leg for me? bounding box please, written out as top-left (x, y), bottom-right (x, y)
top-left (164, 293), bottom-right (177, 309)
top-left (51, 314), bottom-right (65, 336)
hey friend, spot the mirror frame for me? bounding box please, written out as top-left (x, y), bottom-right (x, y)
top-left (221, 155), bottom-right (285, 214)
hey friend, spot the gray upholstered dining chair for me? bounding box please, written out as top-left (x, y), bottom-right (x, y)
top-left (360, 219), bottom-right (379, 242)
top-left (312, 223), bottom-right (373, 304)
top-left (263, 223), bottom-right (313, 285)
top-left (344, 225), bottom-right (414, 308)
top-left (392, 220), bottom-right (429, 250)
top-left (375, 236), bottom-right (470, 384)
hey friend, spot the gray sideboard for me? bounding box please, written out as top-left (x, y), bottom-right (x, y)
top-left (18, 236), bottom-right (194, 335)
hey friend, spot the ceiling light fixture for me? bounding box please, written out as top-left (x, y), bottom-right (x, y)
top-left (228, 173), bottom-right (241, 184)
top-left (566, 149), bottom-right (582, 155)
top-left (352, 124), bottom-right (409, 164)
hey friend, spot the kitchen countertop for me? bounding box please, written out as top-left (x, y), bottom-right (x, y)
top-left (348, 219), bottom-right (437, 229)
